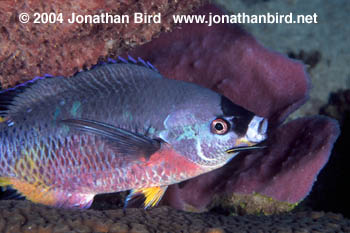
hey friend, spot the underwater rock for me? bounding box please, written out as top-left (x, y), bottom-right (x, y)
top-left (128, 4), bottom-right (340, 213)
top-left (0, 200), bottom-right (350, 233)
top-left (0, 0), bottom-right (203, 88)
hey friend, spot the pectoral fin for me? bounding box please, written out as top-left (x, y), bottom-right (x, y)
top-left (124, 186), bottom-right (168, 209)
top-left (62, 118), bottom-right (161, 160)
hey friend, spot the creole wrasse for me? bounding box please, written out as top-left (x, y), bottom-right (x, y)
top-left (0, 58), bottom-right (268, 209)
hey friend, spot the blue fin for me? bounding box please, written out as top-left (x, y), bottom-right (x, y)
top-left (124, 186), bottom-right (168, 209)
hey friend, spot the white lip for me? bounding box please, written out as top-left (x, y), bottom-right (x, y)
top-left (246, 116), bottom-right (268, 143)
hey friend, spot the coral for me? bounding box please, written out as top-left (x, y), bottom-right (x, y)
top-left (127, 4), bottom-right (340, 213)
top-left (1, 200), bottom-right (350, 233)
top-left (0, 0), bottom-right (203, 88)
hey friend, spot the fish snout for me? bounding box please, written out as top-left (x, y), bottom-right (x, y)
top-left (246, 116), bottom-right (268, 143)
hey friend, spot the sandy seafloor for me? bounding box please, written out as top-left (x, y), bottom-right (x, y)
top-left (214, 0), bottom-right (350, 119)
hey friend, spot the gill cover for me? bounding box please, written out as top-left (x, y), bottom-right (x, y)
top-left (158, 96), bottom-right (268, 167)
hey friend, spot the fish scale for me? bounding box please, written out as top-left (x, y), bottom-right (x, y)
top-left (0, 60), bottom-right (268, 209)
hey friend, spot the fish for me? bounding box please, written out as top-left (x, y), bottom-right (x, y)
top-left (0, 57), bottom-right (268, 209)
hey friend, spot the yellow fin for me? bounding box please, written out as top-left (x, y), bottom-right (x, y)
top-left (0, 116), bottom-right (6, 123)
top-left (125, 186), bottom-right (168, 209)
top-left (0, 177), bottom-right (95, 208)
top-left (0, 177), bottom-right (12, 187)
top-left (1, 153), bottom-right (94, 208)
top-left (0, 177), bottom-right (13, 191)
top-left (1, 154), bottom-right (57, 205)
top-left (0, 177), bottom-right (57, 205)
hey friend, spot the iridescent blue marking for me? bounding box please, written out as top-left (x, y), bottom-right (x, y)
top-left (116, 56), bottom-right (158, 73)
top-left (122, 111), bottom-right (133, 121)
top-left (128, 55), bottom-right (137, 63)
top-left (70, 101), bottom-right (81, 117)
top-left (147, 61), bottom-right (158, 72)
top-left (117, 56), bottom-right (128, 63)
top-left (138, 57), bottom-right (147, 67)
top-left (53, 106), bottom-right (61, 121)
top-left (107, 58), bottom-right (117, 64)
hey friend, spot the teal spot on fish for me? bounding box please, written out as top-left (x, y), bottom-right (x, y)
top-left (148, 127), bottom-right (156, 135)
top-left (122, 111), bottom-right (133, 121)
top-left (61, 124), bottom-right (70, 135)
top-left (144, 126), bottom-right (157, 137)
top-left (71, 101), bottom-right (81, 117)
top-left (176, 123), bottom-right (209, 142)
top-left (53, 106), bottom-right (61, 121)
top-left (176, 125), bottom-right (197, 141)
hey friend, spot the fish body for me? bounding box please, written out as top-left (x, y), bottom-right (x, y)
top-left (0, 60), bottom-right (268, 208)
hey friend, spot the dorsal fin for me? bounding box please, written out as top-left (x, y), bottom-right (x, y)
top-left (0, 74), bottom-right (54, 95)
top-left (0, 59), bottom-right (162, 117)
top-left (61, 118), bottom-right (161, 160)
top-left (0, 56), bottom-right (158, 96)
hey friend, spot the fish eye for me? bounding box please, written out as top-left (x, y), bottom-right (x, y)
top-left (211, 118), bottom-right (229, 135)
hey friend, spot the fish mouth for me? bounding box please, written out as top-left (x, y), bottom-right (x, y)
top-left (225, 143), bottom-right (266, 154)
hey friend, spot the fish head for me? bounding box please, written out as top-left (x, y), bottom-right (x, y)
top-left (159, 94), bottom-right (268, 169)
